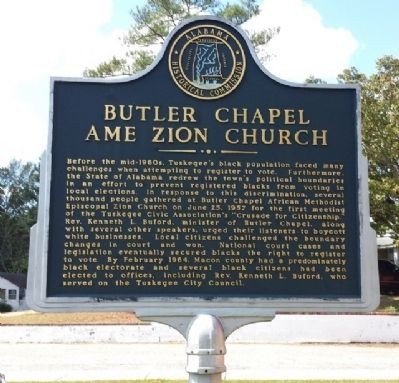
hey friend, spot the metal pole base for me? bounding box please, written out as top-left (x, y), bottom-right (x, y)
top-left (186, 314), bottom-right (226, 383)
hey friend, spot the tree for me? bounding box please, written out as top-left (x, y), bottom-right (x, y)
top-left (304, 75), bottom-right (327, 85)
top-left (338, 56), bottom-right (399, 240)
top-left (0, 160), bottom-right (39, 273)
top-left (84, 0), bottom-right (278, 77)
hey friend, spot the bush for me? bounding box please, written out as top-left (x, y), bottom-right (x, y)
top-left (0, 302), bottom-right (12, 313)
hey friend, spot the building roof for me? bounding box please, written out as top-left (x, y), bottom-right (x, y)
top-left (0, 272), bottom-right (27, 289)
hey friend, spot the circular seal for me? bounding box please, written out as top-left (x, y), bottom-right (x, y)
top-left (169, 24), bottom-right (246, 100)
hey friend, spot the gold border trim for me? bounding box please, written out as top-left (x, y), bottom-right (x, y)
top-left (168, 24), bottom-right (246, 100)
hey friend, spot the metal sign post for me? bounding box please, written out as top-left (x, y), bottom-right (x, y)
top-left (186, 315), bottom-right (226, 383)
top-left (137, 311), bottom-right (275, 382)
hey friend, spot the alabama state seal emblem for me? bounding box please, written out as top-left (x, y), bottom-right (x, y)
top-left (169, 23), bottom-right (246, 100)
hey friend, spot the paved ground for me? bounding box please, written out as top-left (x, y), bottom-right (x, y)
top-left (1, 343), bottom-right (399, 381)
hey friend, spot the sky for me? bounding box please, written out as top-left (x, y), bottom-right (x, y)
top-left (0, 0), bottom-right (398, 166)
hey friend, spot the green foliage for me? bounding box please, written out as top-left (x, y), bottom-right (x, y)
top-left (304, 75), bottom-right (327, 84)
top-left (0, 160), bottom-right (39, 216)
top-left (378, 295), bottom-right (399, 312)
top-left (0, 302), bottom-right (12, 312)
top-left (338, 56), bottom-right (399, 239)
top-left (84, 56), bottom-right (128, 77)
top-left (217, 0), bottom-right (259, 24)
top-left (337, 66), bottom-right (367, 86)
top-left (85, 0), bottom-right (278, 77)
top-left (125, 0), bottom-right (219, 45)
top-left (0, 160), bottom-right (39, 273)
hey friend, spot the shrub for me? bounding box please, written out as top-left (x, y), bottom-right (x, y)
top-left (0, 302), bottom-right (12, 313)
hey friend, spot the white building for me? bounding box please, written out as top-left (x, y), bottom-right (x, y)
top-left (0, 273), bottom-right (27, 311)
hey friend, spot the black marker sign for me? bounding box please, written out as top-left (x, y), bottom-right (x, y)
top-left (28, 17), bottom-right (379, 313)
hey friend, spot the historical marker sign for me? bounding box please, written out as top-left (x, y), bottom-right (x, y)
top-left (28, 17), bottom-right (379, 314)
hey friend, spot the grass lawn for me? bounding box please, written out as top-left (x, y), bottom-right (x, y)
top-left (379, 294), bottom-right (399, 313)
top-left (1, 295), bottom-right (398, 325)
top-left (0, 311), bottom-right (145, 325)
